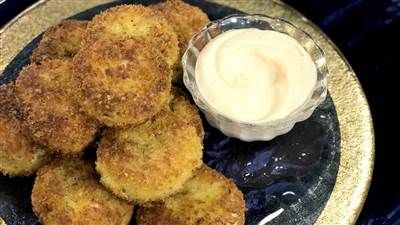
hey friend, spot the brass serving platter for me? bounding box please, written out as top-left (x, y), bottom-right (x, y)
top-left (0, 0), bottom-right (374, 224)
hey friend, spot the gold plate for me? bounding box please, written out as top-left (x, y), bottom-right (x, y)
top-left (0, 0), bottom-right (374, 225)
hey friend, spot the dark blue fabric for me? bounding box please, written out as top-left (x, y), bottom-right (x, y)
top-left (283, 1), bottom-right (400, 224)
top-left (0, 0), bottom-right (37, 25)
top-left (1, 0), bottom-right (399, 224)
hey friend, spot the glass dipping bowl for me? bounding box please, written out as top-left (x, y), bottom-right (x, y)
top-left (182, 14), bottom-right (328, 141)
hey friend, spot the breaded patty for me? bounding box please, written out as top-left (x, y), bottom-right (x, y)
top-left (73, 38), bottom-right (171, 127)
top-left (137, 165), bottom-right (246, 225)
top-left (96, 91), bottom-right (203, 203)
top-left (169, 88), bottom-right (204, 138)
top-left (31, 158), bottom-right (133, 225)
top-left (151, 0), bottom-right (209, 60)
top-left (84, 5), bottom-right (179, 74)
top-left (15, 60), bottom-right (98, 154)
top-left (0, 84), bottom-right (46, 176)
top-left (31, 20), bottom-right (88, 63)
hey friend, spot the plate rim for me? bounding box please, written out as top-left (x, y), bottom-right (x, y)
top-left (0, 0), bottom-right (375, 225)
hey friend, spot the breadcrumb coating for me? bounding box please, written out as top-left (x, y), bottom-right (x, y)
top-left (15, 60), bottom-right (98, 154)
top-left (96, 90), bottom-right (203, 203)
top-left (0, 84), bottom-right (47, 176)
top-left (169, 88), bottom-right (204, 138)
top-left (31, 20), bottom-right (88, 63)
top-left (31, 158), bottom-right (134, 225)
top-left (137, 165), bottom-right (245, 225)
top-left (151, 0), bottom-right (209, 82)
top-left (84, 5), bottom-right (179, 75)
top-left (72, 38), bottom-right (171, 127)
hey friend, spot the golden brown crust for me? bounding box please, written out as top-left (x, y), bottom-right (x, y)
top-left (151, 0), bottom-right (209, 82)
top-left (137, 165), bottom-right (245, 225)
top-left (31, 20), bottom-right (88, 63)
top-left (0, 84), bottom-right (47, 176)
top-left (83, 5), bottom-right (179, 74)
top-left (0, 84), bottom-right (20, 118)
top-left (96, 92), bottom-right (203, 203)
top-left (72, 38), bottom-right (171, 127)
top-left (169, 87), bottom-right (204, 138)
top-left (31, 158), bottom-right (134, 225)
top-left (15, 60), bottom-right (98, 154)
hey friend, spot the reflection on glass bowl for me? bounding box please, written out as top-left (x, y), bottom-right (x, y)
top-left (182, 14), bottom-right (328, 141)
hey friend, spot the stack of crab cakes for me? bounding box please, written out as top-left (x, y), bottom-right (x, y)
top-left (1, 1), bottom-right (245, 225)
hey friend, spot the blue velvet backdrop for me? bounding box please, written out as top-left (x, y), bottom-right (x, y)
top-left (1, 0), bottom-right (399, 224)
top-left (282, 1), bottom-right (400, 224)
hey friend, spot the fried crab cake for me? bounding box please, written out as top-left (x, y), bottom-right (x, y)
top-left (151, 0), bottom-right (209, 82)
top-left (83, 5), bottom-right (179, 74)
top-left (151, 0), bottom-right (209, 56)
top-left (0, 84), bottom-right (46, 176)
top-left (137, 165), bottom-right (246, 225)
top-left (169, 88), bottom-right (204, 138)
top-left (73, 38), bottom-right (171, 127)
top-left (96, 93), bottom-right (203, 203)
top-left (31, 158), bottom-right (134, 225)
top-left (0, 114), bottom-right (46, 176)
top-left (31, 20), bottom-right (88, 63)
top-left (15, 59), bottom-right (98, 154)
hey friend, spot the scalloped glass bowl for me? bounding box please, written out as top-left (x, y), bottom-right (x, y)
top-left (182, 14), bottom-right (328, 141)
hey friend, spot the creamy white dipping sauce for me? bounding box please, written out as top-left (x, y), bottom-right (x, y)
top-left (195, 28), bottom-right (317, 123)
